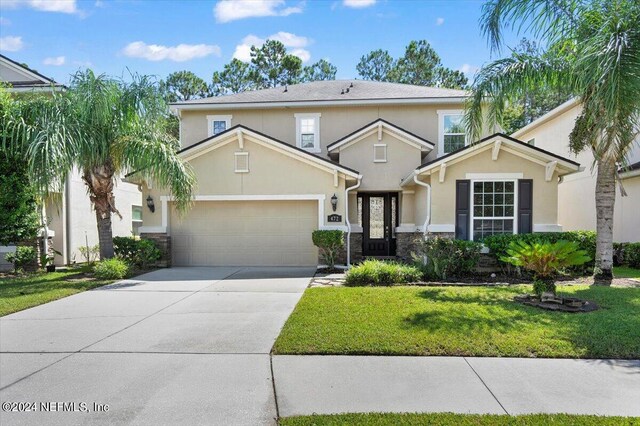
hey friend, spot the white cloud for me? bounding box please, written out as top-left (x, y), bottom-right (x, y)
top-left (436, 17), bottom-right (444, 26)
top-left (122, 41), bottom-right (221, 62)
top-left (233, 32), bottom-right (311, 63)
top-left (0, 36), bottom-right (24, 52)
top-left (43, 56), bottom-right (65, 66)
top-left (0, 17), bottom-right (11, 25)
top-left (343, 0), bottom-right (376, 8)
top-left (459, 63), bottom-right (479, 77)
top-left (3, 0), bottom-right (78, 14)
top-left (214, 0), bottom-right (302, 23)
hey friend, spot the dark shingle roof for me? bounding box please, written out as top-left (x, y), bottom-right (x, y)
top-left (171, 80), bottom-right (467, 106)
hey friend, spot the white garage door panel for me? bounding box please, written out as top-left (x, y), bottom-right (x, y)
top-left (170, 200), bottom-right (318, 266)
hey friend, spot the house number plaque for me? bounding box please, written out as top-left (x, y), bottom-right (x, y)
top-left (327, 214), bottom-right (342, 223)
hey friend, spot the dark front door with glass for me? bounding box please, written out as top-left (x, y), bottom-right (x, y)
top-left (360, 193), bottom-right (397, 257)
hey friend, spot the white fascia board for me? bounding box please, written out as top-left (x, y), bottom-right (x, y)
top-left (328, 121), bottom-right (434, 153)
top-left (170, 97), bottom-right (467, 112)
top-left (620, 168), bottom-right (640, 179)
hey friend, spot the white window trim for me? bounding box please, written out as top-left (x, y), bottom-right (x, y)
top-left (437, 109), bottom-right (467, 157)
top-left (234, 152), bottom-right (249, 173)
top-left (295, 113), bottom-right (321, 153)
top-left (373, 144), bottom-right (387, 163)
top-left (469, 178), bottom-right (518, 241)
top-left (206, 115), bottom-right (232, 137)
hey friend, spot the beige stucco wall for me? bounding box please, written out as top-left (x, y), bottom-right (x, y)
top-left (517, 104), bottom-right (640, 241)
top-left (143, 134), bottom-right (349, 229)
top-left (425, 148), bottom-right (558, 228)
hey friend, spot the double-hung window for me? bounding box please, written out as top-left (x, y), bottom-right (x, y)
top-left (131, 206), bottom-right (143, 236)
top-left (206, 115), bottom-right (232, 137)
top-left (295, 113), bottom-right (321, 153)
top-left (438, 110), bottom-right (467, 155)
top-left (471, 180), bottom-right (516, 241)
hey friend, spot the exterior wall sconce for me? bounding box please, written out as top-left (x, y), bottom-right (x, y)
top-left (331, 193), bottom-right (338, 212)
top-left (146, 195), bottom-right (155, 213)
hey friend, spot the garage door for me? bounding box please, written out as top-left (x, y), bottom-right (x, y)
top-left (170, 200), bottom-right (318, 266)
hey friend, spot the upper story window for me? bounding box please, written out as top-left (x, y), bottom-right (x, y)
top-left (207, 115), bottom-right (232, 137)
top-left (438, 110), bottom-right (467, 155)
top-left (295, 113), bottom-right (321, 153)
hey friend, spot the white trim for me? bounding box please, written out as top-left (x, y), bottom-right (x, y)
top-left (295, 113), bottom-right (321, 153)
top-left (0, 56), bottom-right (58, 86)
top-left (533, 224), bottom-right (563, 232)
top-left (545, 161), bottom-right (557, 182)
top-left (466, 172), bottom-right (524, 180)
top-left (206, 115), bottom-right (232, 137)
top-left (234, 152), bottom-right (249, 173)
top-left (373, 144), bottom-right (387, 163)
top-left (427, 224), bottom-right (455, 233)
top-left (327, 120), bottom-right (434, 152)
top-left (139, 226), bottom-right (167, 234)
top-left (437, 109), bottom-right (467, 156)
top-left (396, 224), bottom-right (419, 233)
top-left (492, 140), bottom-right (501, 160)
top-left (620, 168), bottom-right (640, 179)
top-left (469, 179), bottom-right (518, 241)
top-left (170, 96), bottom-right (467, 112)
top-left (511, 98), bottom-right (579, 138)
top-left (350, 225), bottom-right (363, 233)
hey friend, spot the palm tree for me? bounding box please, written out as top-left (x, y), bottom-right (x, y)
top-left (4, 70), bottom-right (195, 259)
top-left (465, 0), bottom-right (640, 280)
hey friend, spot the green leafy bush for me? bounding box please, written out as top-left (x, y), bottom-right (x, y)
top-left (500, 240), bottom-right (590, 295)
top-left (624, 242), bottom-right (640, 268)
top-left (113, 236), bottom-right (161, 268)
top-left (345, 259), bottom-right (422, 286)
top-left (93, 258), bottom-right (129, 280)
top-left (311, 230), bottom-right (344, 269)
top-left (4, 246), bottom-right (37, 272)
top-left (483, 231), bottom-right (596, 274)
top-left (412, 236), bottom-right (482, 280)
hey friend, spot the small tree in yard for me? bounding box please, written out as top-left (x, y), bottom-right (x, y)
top-left (501, 240), bottom-right (590, 296)
top-left (312, 230), bottom-right (344, 270)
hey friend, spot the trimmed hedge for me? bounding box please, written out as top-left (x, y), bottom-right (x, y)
top-left (312, 230), bottom-right (345, 269)
top-left (412, 237), bottom-right (482, 280)
top-left (113, 236), bottom-right (161, 268)
top-left (624, 242), bottom-right (640, 268)
top-left (345, 259), bottom-right (422, 286)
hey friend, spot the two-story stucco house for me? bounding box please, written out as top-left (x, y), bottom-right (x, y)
top-left (512, 98), bottom-right (640, 243)
top-left (134, 80), bottom-right (581, 267)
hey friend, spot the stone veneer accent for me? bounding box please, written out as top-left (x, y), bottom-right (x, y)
top-left (140, 233), bottom-right (171, 267)
top-left (331, 232), bottom-right (363, 266)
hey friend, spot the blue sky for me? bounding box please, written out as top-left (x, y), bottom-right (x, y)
top-left (0, 0), bottom-right (530, 85)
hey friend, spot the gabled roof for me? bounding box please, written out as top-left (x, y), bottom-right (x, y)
top-left (326, 118), bottom-right (434, 152)
top-left (413, 133), bottom-right (581, 177)
top-left (178, 124), bottom-right (360, 178)
top-left (0, 54), bottom-right (64, 92)
top-left (170, 80), bottom-right (467, 111)
top-left (511, 98), bottom-right (579, 139)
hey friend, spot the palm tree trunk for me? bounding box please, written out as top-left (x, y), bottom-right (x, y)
top-left (83, 164), bottom-right (121, 260)
top-left (594, 157), bottom-right (616, 282)
top-left (95, 207), bottom-right (114, 259)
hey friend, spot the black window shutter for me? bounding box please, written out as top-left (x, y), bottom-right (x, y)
top-left (518, 179), bottom-right (533, 234)
top-left (455, 180), bottom-right (471, 240)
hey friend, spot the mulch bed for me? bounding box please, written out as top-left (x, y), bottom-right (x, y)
top-left (514, 294), bottom-right (600, 313)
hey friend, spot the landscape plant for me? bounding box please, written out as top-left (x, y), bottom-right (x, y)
top-left (412, 236), bottom-right (482, 280)
top-left (500, 240), bottom-right (591, 295)
top-left (4, 246), bottom-right (37, 273)
top-left (93, 258), bottom-right (129, 280)
top-left (624, 242), bottom-right (640, 269)
top-left (311, 230), bottom-right (344, 270)
top-left (113, 236), bottom-right (161, 269)
top-left (78, 244), bottom-right (100, 266)
top-left (345, 259), bottom-right (422, 286)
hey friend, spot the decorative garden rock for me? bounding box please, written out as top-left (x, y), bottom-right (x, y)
top-left (514, 294), bottom-right (599, 313)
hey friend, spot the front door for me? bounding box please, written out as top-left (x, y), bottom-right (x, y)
top-left (361, 193), bottom-right (397, 257)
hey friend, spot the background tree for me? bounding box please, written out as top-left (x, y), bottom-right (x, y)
top-left (211, 59), bottom-right (254, 95)
top-left (5, 70), bottom-right (195, 259)
top-left (250, 40), bottom-right (303, 88)
top-left (302, 59), bottom-right (338, 82)
top-left (160, 70), bottom-right (209, 102)
top-left (465, 0), bottom-right (640, 280)
top-left (356, 49), bottom-right (395, 81)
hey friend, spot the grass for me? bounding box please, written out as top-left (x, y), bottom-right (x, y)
top-left (0, 267), bottom-right (114, 316)
top-left (273, 285), bottom-right (640, 359)
top-left (279, 413), bottom-right (638, 425)
top-left (614, 266), bottom-right (640, 279)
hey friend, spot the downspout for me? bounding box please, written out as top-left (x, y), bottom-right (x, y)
top-left (413, 174), bottom-right (431, 236)
top-left (344, 175), bottom-right (362, 268)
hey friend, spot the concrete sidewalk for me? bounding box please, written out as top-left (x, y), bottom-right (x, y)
top-left (272, 355), bottom-right (640, 417)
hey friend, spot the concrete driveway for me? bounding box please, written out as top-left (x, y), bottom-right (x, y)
top-left (0, 266), bottom-right (314, 426)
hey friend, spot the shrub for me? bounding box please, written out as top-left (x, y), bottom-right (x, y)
top-left (483, 231), bottom-right (596, 274)
top-left (500, 240), bottom-right (591, 296)
top-left (113, 236), bottom-right (161, 269)
top-left (624, 243), bottom-right (640, 269)
top-left (311, 230), bottom-right (344, 269)
top-left (93, 258), bottom-right (129, 280)
top-left (4, 246), bottom-right (37, 273)
top-left (345, 259), bottom-right (422, 286)
top-left (412, 236), bottom-right (482, 280)
top-left (78, 244), bottom-right (100, 265)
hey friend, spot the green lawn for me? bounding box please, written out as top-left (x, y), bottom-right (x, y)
top-left (0, 268), bottom-right (113, 316)
top-left (614, 266), bottom-right (640, 279)
top-left (273, 285), bottom-right (640, 359)
top-left (279, 413), bottom-right (637, 426)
